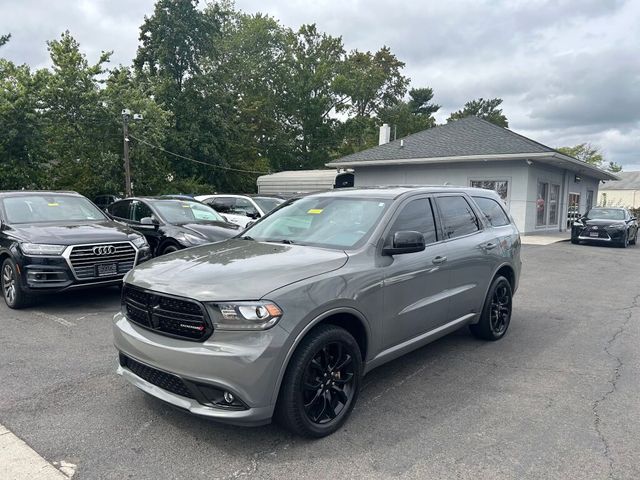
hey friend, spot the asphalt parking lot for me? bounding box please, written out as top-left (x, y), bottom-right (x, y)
top-left (1, 241), bottom-right (639, 480)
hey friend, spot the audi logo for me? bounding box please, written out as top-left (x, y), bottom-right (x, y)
top-left (92, 245), bottom-right (116, 255)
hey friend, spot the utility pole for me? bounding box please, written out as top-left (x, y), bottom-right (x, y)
top-left (121, 109), bottom-right (143, 197)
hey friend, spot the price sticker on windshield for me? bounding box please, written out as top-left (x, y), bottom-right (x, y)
top-left (48, 203), bottom-right (60, 207)
top-left (307, 209), bottom-right (323, 214)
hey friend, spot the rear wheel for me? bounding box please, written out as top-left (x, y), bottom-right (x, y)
top-left (276, 325), bottom-right (362, 438)
top-left (1, 258), bottom-right (34, 309)
top-left (470, 275), bottom-right (512, 341)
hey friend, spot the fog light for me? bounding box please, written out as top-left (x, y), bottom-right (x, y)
top-left (223, 391), bottom-right (234, 404)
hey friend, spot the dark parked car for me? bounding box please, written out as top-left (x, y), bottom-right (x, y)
top-left (93, 194), bottom-right (121, 211)
top-left (114, 186), bottom-right (521, 437)
top-left (106, 197), bottom-right (240, 256)
top-left (0, 191), bottom-right (151, 308)
top-left (571, 207), bottom-right (638, 247)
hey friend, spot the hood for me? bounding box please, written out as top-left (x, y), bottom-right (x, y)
top-left (181, 222), bottom-right (240, 241)
top-left (584, 219), bottom-right (625, 227)
top-left (7, 220), bottom-right (135, 244)
top-left (125, 238), bottom-right (348, 300)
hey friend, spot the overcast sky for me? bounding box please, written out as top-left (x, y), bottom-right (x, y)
top-left (1, 0), bottom-right (639, 169)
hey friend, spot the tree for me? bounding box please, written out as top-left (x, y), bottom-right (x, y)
top-left (448, 97), bottom-right (509, 127)
top-left (556, 143), bottom-right (622, 173)
top-left (0, 33), bottom-right (10, 48)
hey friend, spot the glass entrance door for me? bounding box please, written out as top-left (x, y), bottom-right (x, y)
top-left (567, 193), bottom-right (581, 228)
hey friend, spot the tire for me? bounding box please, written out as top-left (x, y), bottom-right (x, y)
top-left (161, 243), bottom-right (180, 255)
top-left (629, 231), bottom-right (636, 246)
top-left (571, 237), bottom-right (579, 244)
top-left (619, 232), bottom-right (628, 248)
top-left (469, 275), bottom-right (512, 341)
top-left (1, 257), bottom-right (34, 309)
top-left (276, 324), bottom-right (362, 438)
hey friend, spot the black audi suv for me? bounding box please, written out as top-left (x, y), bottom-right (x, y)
top-left (106, 197), bottom-right (239, 256)
top-left (0, 191), bottom-right (152, 308)
top-left (571, 207), bottom-right (638, 247)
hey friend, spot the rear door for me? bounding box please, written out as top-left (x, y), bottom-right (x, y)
top-left (381, 196), bottom-right (452, 349)
top-left (433, 194), bottom-right (497, 321)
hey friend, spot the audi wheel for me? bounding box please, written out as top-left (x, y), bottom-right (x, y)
top-left (276, 324), bottom-right (362, 438)
top-left (1, 258), bottom-right (33, 309)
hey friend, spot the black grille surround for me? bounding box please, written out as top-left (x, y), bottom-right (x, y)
top-left (67, 242), bottom-right (137, 280)
top-left (119, 353), bottom-right (194, 398)
top-left (122, 285), bottom-right (213, 342)
top-left (578, 227), bottom-right (611, 239)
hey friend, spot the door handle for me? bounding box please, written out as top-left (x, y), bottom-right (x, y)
top-left (482, 242), bottom-right (497, 250)
top-left (432, 256), bottom-right (447, 265)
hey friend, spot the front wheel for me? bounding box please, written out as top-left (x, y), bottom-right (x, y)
top-left (629, 231), bottom-right (636, 245)
top-left (619, 232), bottom-right (629, 248)
top-left (1, 258), bottom-right (34, 309)
top-left (470, 275), bottom-right (512, 341)
top-left (276, 325), bottom-right (362, 438)
top-left (161, 243), bottom-right (180, 255)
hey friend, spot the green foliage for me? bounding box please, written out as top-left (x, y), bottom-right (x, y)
top-left (557, 143), bottom-right (622, 173)
top-left (0, 34), bottom-right (10, 48)
top-left (448, 97), bottom-right (509, 127)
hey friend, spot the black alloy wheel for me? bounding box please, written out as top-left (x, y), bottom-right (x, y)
top-left (630, 229), bottom-right (637, 245)
top-left (620, 231), bottom-right (629, 248)
top-left (276, 324), bottom-right (362, 437)
top-left (302, 341), bottom-right (355, 425)
top-left (470, 275), bottom-right (512, 341)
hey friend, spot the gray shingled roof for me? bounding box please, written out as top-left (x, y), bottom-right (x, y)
top-left (331, 116), bottom-right (554, 164)
top-left (601, 171), bottom-right (640, 190)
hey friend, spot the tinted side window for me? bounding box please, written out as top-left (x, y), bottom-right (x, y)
top-left (472, 196), bottom-right (510, 227)
top-left (436, 196), bottom-right (480, 239)
top-left (232, 198), bottom-right (258, 216)
top-left (388, 198), bottom-right (437, 245)
top-left (108, 200), bottom-right (132, 220)
top-left (131, 201), bottom-right (154, 222)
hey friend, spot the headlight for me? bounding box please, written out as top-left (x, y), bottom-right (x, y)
top-left (20, 243), bottom-right (66, 255)
top-left (176, 232), bottom-right (207, 246)
top-left (610, 224), bottom-right (626, 230)
top-left (131, 235), bottom-right (148, 248)
top-left (206, 301), bottom-right (283, 331)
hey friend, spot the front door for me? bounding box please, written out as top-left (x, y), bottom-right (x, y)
top-left (382, 197), bottom-right (451, 349)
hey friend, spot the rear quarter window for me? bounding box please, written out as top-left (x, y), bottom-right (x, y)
top-left (472, 196), bottom-right (511, 227)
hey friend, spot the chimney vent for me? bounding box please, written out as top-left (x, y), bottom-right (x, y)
top-left (378, 124), bottom-right (391, 145)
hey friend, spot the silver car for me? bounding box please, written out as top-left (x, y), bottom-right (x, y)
top-left (113, 187), bottom-right (521, 437)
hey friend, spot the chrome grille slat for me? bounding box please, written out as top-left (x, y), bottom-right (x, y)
top-left (67, 242), bottom-right (137, 279)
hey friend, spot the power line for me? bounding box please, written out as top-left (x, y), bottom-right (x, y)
top-left (127, 133), bottom-right (270, 175)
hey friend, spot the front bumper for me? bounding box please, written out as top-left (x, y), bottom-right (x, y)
top-left (113, 311), bottom-right (290, 426)
top-left (574, 226), bottom-right (625, 243)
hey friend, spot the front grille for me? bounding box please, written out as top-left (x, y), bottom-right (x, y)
top-left (122, 285), bottom-right (212, 341)
top-left (581, 228), bottom-right (610, 239)
top-left (119, 354), bottom-right (194, 399)
top-left (68, 242), bottom-right (136, 279)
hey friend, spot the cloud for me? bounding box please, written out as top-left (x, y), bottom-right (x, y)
top-left (1, 0), bottom-right (639, 168)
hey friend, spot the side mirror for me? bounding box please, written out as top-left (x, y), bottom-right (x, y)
top-left (383, 231), bottom-right (426, 256)
top-left (140, 217), bottom-right (159, 229)
top-left (0, 219), bottom-right (5, 231)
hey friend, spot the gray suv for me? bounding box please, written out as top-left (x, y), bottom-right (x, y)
top-left (113, 187), bottom-right (521, 437)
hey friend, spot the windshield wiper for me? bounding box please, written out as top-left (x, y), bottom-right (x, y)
top-left (265, 239), bottom-right (295, 244)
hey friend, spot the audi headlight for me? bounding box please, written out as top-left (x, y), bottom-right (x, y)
top-left (20, 243), bottom-right (66, 256)
top-left (131, 235), bottom-right (148, 248)
top-left (206, 301), bottom-right (283, 331)
top-left (176, 232), bottom-right (207, 246)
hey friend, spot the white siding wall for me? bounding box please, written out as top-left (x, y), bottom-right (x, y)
top-left (354, 161), bottom-right (529, 232)
top-left (598, 189), bottom-right (640, 208)
top-left (354, 161), bottom-right (602, 234)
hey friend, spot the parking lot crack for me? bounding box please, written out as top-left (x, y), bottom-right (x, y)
top-left (591, 293), bottom-right (639, 480)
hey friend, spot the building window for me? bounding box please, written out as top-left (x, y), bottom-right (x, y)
top-left (586, 190), bottom-right (594, 211)
top-left (536, 181), bottom-right (548, 226)
top-left (548, 184), bottom-right (560, 225)
top-left (469, 180), bottom-right (509, 203)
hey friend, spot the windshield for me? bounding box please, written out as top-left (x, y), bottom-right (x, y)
top-left (587, 208), bottom-right (625, 221)
top-left (243, 196), bottom-right (390, 249)
top-left (2, 195), bottom-right (106, 224)
top-left (253, 197), bottom-right (284, 213)
top-left (150, 200), bottom-right (224, 224)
